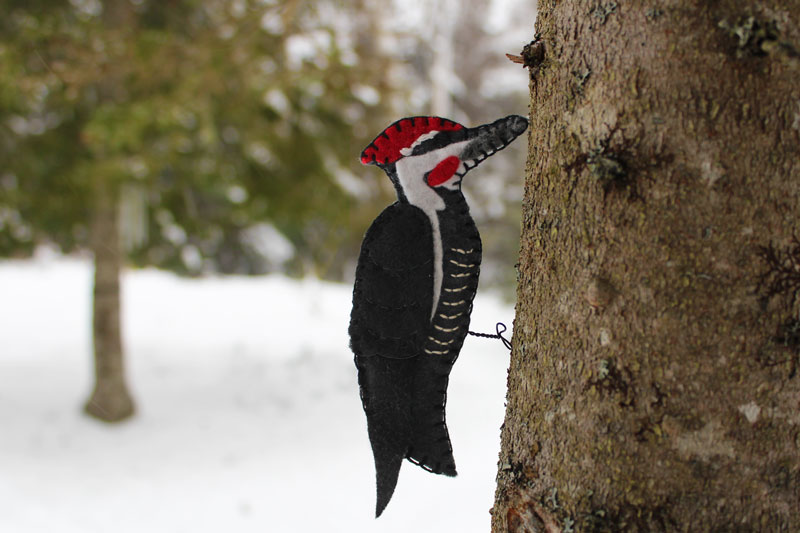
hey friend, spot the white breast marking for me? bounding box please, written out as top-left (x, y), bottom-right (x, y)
top-left (395, 141), bottom-right (471, 320)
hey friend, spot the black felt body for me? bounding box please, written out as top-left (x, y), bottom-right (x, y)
top-left (350, 191), bottom-right (481, 517)
top-left (352, 113), bottom-right (527, 518)
top-left (350, 203), bottom-right (434, 358)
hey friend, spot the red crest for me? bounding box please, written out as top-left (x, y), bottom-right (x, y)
top-left (360, 116), bottom-right (464, 166)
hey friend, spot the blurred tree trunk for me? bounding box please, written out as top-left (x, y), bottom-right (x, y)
top-left (84, 0), bottom-right (135, 422)
top-left (85, 177), bottom-right (134, 422)
top-left (493, 2), bottom-right (800, 531)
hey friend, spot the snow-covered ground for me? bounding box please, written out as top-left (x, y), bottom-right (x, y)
top-left (0, 254), bottom-right (514, 532)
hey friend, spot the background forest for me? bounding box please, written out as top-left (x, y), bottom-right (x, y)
top-left (0, 0), bottom-right (534, 531)
top-left (0, 0), bottom-right (530, 284)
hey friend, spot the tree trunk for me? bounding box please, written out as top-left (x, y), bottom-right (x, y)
top-left (493, 2), bottom-right (800, 531)
top-left (83, 0), bottom-right (136, 423)
top-left (84, 177), bottom-right (135, 422)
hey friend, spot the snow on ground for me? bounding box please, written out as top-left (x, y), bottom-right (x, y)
top-left (0, 254), bottom-right (514, 532)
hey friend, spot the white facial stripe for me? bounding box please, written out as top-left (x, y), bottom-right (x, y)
top-left (400, 130), bottom-right (440, 156)
top-left (395, 139), bottom-right (471, 204)
top-left (395, 139), bottom-right (470, 320)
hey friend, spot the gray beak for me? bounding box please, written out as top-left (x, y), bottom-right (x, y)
top-left (458, 115), bottom-right (528, 174)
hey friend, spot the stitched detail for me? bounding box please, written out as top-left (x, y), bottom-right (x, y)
top-left (448, 259), bottom-right (475, 268)
top-left (451, 272), bottom-right (471, 278)
top-left (442, 300), bottom-right (466, 307)
top-left (451, 248), bottom-right (475, 255)
top-left (425, 348), bottom-right (449, 355)
top-left (438, 312), bottom-right (464, 319)
top-left (444, 286), bottom-right (469, 293)
top-left (364, 251), bottom-right (433, 272)
top-left (359, 294), bottom-right (425, 311)
top-left (434, 325), bottom-right (459, 333)
top-left (428, 336), bottom-right (456, 346)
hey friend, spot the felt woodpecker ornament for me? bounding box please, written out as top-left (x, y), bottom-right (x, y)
top-left (349, 114), bottom-right (528, 517)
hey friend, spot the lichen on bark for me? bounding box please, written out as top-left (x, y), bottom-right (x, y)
top-left (493, 2), bottom-right (800, 531)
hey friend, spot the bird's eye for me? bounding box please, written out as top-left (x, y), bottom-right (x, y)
top-left (426, 156), bottom-right (460, 187)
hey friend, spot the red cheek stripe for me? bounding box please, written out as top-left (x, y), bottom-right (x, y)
top-left (426, 156), bottom-right (460, 187)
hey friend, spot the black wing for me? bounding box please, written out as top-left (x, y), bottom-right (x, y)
top-left (349, 202), bottom-right (434, 517)
top-left (349, 202), bottom-right (434, 359)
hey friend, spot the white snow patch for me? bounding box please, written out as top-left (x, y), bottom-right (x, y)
top-left (241, 223), bottom-right (294, 266)
top-left (259, 10), bottom-right (282, 34)
top-left (263, 89), bottom-right (290, 114)
top-left (180, 244), bottom-right (203, 272)
top-left (352, 84), bottom-right (380, 106)
top-left (0, 256), bottom-right (514, 533)
top-left (245, 142), bottom-right (273, 167)
top-left (334, 167), bottom-right (371, 199)
top-left (226, 185), bottom-right (248, 204)
top-left (285, 32), bottom-right (331, 70)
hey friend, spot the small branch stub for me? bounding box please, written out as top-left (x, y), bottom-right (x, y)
top-left (507, 38), bottom-right (545, 76)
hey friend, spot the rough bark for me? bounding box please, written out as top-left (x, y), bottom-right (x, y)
top-left (84, 176), bottom-right (135, 422)
top-left (493, 1), bottom-right (800, 531)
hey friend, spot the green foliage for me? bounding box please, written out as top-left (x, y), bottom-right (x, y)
top-left (0, 0), bottom-right (396, 276)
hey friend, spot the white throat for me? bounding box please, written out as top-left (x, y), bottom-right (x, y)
top-left (394, 140), bottom-right (469, 320)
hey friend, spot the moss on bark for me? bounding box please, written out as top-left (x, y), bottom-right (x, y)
top-left (493, 2), bottom-right (800, 531)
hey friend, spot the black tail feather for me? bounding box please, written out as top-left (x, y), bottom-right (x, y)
top-left (406, 354), bottom-right (458, 476)
top-left (356, 355), bottom-right (415, 517)
top-left (356, 352), bottom-right (459, 516)
top-left (374, 446), bottom-right (404, 517)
